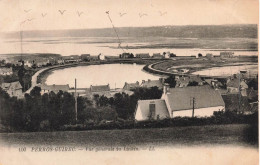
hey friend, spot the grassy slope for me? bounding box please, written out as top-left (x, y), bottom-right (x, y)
top-left (0, 124), bottom-right (256, 147)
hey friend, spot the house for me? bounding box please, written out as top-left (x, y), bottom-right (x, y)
top-left (48, 58), bottom-right (57, 65)
top-left (57, 59), bottom-right (65, 65)
top-left (163, 52), bottom-right (171, 58)
top-left (175, 76), bottom-right (190, 88)
top-left (135, 99), bottom-right (170, 121)
top-left (24, 61), bottom-right (33, 68)
top-left (152, 53), bottom-right (163, 59)
top-left (140, 78), bottom-right (164, 89)
top-left (220, 51), bottom-right (234, 58)
top-left (135, 53), bottom-right (150, 58)
top-left (63, 55), bottom-right (80, 63)
top-left (0, 67), bottom-right (13, 75)
top-left (161, 85), bottom-right (225, 117)
top-left (89, 56), bottom-right (99, 61)
top-left (70, 55), bottom-right (81, 61)
top-left (204, 78), bottom-right (223, 89)
top-left (87, 84), bottom-right (111, 98)
top-left (120, 53), bottom-right (132, 59)
top-left (1, 81), bottom-right (23, 98)
top-left (40, 84), bottom-right (70, 95)
top-left (98, 53), bottom-right (106, 60)
top-left (175, 75), bottom-right (204, 88)
top-left (123, 81), bottom-right (140, 91)
top-left (189, 75), bottom-right (204, 86)
top-left (206, 53), bottom-right (213, 59)
top-left (34, 59), bottom-right (49, 67)
top-left (226, 77), bottom-right (248, 93)
top-left (81, 54), bottom-right (90, 61)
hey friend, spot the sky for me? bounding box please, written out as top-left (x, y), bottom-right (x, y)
top-left (0, 0), bottom-right (258, 32)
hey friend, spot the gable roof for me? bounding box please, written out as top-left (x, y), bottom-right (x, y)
top-left (90, 85), bottom-right (110, 92)
top-left (141, 80), bottom-right (163, 88)
top-left (189, 75), bottom-right (203, 83)
top-left (123, 82), bottom-right (140, 90)
top-left (135, 99), bottom-right (170, 120)
top-left (164, 85), bottom-right (225, 111)
top-left (227, 78), bottom-right (248, 88)
top-left (176, 76), bottom-right (190, 86)
top-left (1, 81), bottom-right (22, 90)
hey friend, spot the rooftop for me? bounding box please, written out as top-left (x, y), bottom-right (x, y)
top-left (136, 99), bottom-right (170, 120)
top-left (141, 80), bottom-right (163, 88)
top-left (164, 85), bottom-right (225, 111)
top-left (1, 81), bottom-right (22, 90)
top-left (90, 84), bottom-right (110, 92)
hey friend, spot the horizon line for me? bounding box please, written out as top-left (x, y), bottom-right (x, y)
top-left (1, 23), bottom-right (258, 34)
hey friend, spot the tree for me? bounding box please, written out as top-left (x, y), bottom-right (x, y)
top-left (99, 95), bottom-right (109, 107)
top-left (198, 53), bottom-right (203, 57)
top-left (97, 107), bottom-right (117, 122)
top-left (170, 53), bottom-right (176, 57)
top-left (248, 77), bottom-right (258, 90)
top-left (30, 86), bottom-right (41, 98)
top-left (188, 81), bottom-right (199, 86)
top-left (164, 75), bottom-right (176, 88)
top-left (129, 53), bottom-right (134, 58)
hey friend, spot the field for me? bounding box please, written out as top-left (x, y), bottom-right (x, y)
top-left (152, 57), bottom-right (258, 74)
top-left (0, 124), bottom-right (257, 148)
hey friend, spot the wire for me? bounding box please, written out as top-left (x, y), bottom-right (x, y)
top-left (106, 12), bottom-right (125, 53)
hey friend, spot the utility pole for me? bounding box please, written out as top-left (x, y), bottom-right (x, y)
top-left (191, 97), bottom-right (195, 117)
top-left (75, 78), bottom-right (77, 122)
top-left (238, 72), bottom-right (241, 114)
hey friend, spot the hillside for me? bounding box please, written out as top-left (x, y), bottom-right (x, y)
top-left (1, 24), bottom-right (258, 39)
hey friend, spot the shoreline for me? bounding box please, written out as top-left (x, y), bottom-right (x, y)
top-left (34, 57), bottom-right (258, 89)
top-left (37, 59), bottom-right (156, 86)
top-left (145, 57), bottom-right (258, 78)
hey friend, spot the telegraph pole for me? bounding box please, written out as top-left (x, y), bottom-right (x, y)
top-left (75, 78), bottom-right (77, 122)
top-left (192, 97), bottom-right (195, 117)
top-left (238, 72), bottom-right (241, 114)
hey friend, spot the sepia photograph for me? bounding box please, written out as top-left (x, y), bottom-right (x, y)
top-left (0, 0), bottom-right (258, 164)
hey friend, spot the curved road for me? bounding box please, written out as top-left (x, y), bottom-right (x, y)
top-left (25, 67), bottom-right (51, 94)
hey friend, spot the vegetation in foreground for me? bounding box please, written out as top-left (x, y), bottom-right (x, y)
top-left (0, 124), bottom-right (257, 147)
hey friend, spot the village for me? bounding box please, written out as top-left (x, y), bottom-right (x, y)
top-left (0, 50), bottom-right (258, 130)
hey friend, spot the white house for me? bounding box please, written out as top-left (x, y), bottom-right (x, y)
top-left (161, 85), bottom-right (225, 118)
top-left (98, 54), bottom-right (106, 60)
top-left (24, 61), bottom-right (33, 68)
top-left (135, 99), bottom-right (170, 121)
top-left (163, 52), bottom-right (171, 58)
top-left (1, 81), bottom-right (23, 98)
